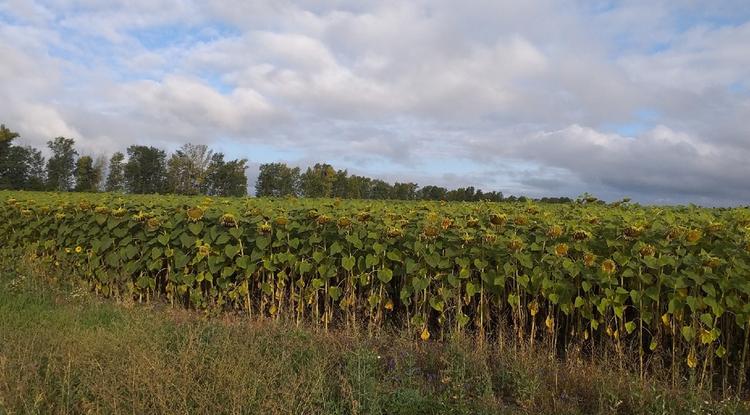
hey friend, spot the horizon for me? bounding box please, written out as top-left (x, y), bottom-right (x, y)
top-left (2, 1), bottom-right (749, 206)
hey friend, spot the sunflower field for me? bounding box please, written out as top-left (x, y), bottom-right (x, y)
top-left (3, 191), bottom-right (750, 393)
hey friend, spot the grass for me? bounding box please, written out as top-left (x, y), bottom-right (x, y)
top-left (1, 250), bottom-right (748, 414)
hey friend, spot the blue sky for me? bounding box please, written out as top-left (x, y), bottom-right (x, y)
top-left (1, 1), bottom-right (749, 204)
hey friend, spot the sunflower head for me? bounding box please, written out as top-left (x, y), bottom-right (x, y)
top-left (219, 213), bottom-right (237, 227)
top-left (420, 327), bottom-right (430, 341)
top-left (441, 217), bottom-right (454, 230)
top-left (573, 229), bottom-right (591, 241)
top-left (583, 252), bottom-right (596, 267)
top-left (337, 217), bottom-right (352, 229)
top-left (703, 256), bottom-right (721, 269)
top-left (146, 217), bottom-right (161, 231)
top-left (187, 207), bottom-right (204, 222)
top-left (507, 237), bottom-right (524, 253)
top-left (387, 227), bottom-right (403, 238)
top-left (357, 211), bottom-right (371, 222)
top-left (623, 225), bottom-right (643, 240)
top-left (666, 227), bottom-right (684, 241)
top-left (639, 244), bottom-right (656, 257)
top-left (460, 232), bottom-right (475, 244)
top-left (466, 216), bottom-right (480, 228)
top-left (686, 229), bottom-right (702, 243)
top-left (94, 206), bottom-right (109, 214)
top-left (423, 225), bottom-right (440, 238)
top-left (384, 299), bottom-right (394, 311)
top-left (514, 215), bottom-right (529, 226)
top-left (274, 216), bottom-right (288, 227)
top-left (554, 243), bottom-right (569, 257)
top-left (198, 243), bottom-right (211, 257)
top-left (528, 301), bottom-right (539, 316)
top-left (258, 222), bottom-right (273, 235)
top-left (55, 212), bottom-right (66, 221)
top-left (483, 231), bottom-right (497, 244)
top-left (489, 213), bottom-right (507, 226)
top-left (315, 214), bottom-right (331, 225)
top-left (78, 201), bottom-right (91, 210)
top-left (601, 259), bottom-right (617, 274)
top-left (75, 246), bottom-right (83, 254)
top-left (546, 225), bottom-right (563, 239)
top-left (112, 207), bottom-right (127, 217)
top-left (706, 222), bottom-right (723, 234)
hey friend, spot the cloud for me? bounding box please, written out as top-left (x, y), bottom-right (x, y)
top-left (0, 1), bottom-right (748, 204)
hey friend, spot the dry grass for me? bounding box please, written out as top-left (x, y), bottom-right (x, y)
top-left (1, 251), bottom-right (748, 415)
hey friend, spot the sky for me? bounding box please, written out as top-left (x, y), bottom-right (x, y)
top-left (1, 1), bottom-right (749, 205)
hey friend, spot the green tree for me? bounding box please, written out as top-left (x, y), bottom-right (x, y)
top-left (391, 182), bottom-right (418, 200)
top-left (255, 162), bottom-right (301, 197)
top-left (166, 143), bottom-right (213, 195)
top-left (331, 169), bottom-right (352, 198)
top-left (417, 185), bottom-right (448, 200)
top-left (205, 153), bottom-right (248, 197)
top-left (300, 163), bottom-right (335, 198)
top-left (105, 152), bottom-right (125, 192)
top-left (370, 179), bottom-right (392, 200)
top-left (46, 137), bottom-right (78, 191)
top-left (74, 155), bottom-right (98, 192)
top-left (347, 175), bottom-right (372, 199)
top-left (1, 146), bottom-right (44, 190)
top-left (124, 146), bottom-right (167, 194)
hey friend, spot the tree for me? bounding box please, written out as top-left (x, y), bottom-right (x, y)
top-left (300, 163), bottom-right (335, 198)
top-left (205, 153), bottom-right (248, 197)
top-left (0, 124), bottom-right (21, 188)
top-left (391, 182), bottom-right (418, 200)
top-left (347, 175), bottom-right (372, 199)
top-left (74, 155), bottom-right (98, 192)
top-left (370, 179), bottom-right (392, 200)
top-left (124, 146), bottom-right (167, 194)
top-left (0, 124), bottom-right (19, 161)
top-left (166, 143), bottom-right (213, 195)
top-left (0, 146), bottom-right (44, 190)
top-left (255, 162), bottom-right (300, 197)
top-left (105, 152), bottom-right (125, 192)
top-left (92, 155), bottom-right (107, 191)
top-left (46, 137), bottom-right (78, 191)
top-left (417, 185), bottom-right (448, 200)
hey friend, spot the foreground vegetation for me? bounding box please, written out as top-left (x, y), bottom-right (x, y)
top-left (3, 191), bottom-right (750, 402)
top-left (1, 249), bottom-right (747, 414)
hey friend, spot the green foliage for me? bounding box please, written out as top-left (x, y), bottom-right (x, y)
top-left (124, 145), bottom-right (168, 194)
top-left (105, 151), bottom-right (125, 192)
top-left (46, 137), bottom-right (78, 191)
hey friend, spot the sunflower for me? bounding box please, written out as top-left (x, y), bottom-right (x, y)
top-left (258, 222), bottom-right (272, 235)
top-left (466, 216), bottom-right (480, 228)
top-left (686, 229), bottom-right (702, 243)
top-left (112, 207), bottom-right (127, 217)
top-left (337, 217), bottom-right (352, 229)
top-left (546, 225), bottom-right (563, 239)
top-left (441, 217), bottom-right (454, 230)
top-left (528, 301), bottom-right (539, 316)
top-left (583, 252), bottom-right (596, 267)
top-left (187, 207), bottom-right (204, 222)
top-left (423, 225), bottom-right (440, 238)
top-left (420, 327), bottom-right (430, 341)
top-left (219, 213), bottom-right (237, 227)
top-left (489, 213), bottom-right (507, 226)
top-left (514, 215), bottom-right (529, 226)
top-left (601, 259), bottom-right (617, 274)
top-left (94, 206), bottom-right (109, 214)
top-left (198, 243), bottom-right (211, 257)
top-left (573, 230), bottom-right (591, 241)
top-left (387, 227), bottom-right (403, 238)
top-left (384, 299), bottom-right (394, 311)
top-left (554, 243), bottom-right (569, 257)
top-left (483, 231), bottom-right (497, 244)
top-left (357, 211), bottom-right (371, 222)
top-left (507, 237), bottom-right (524, 253)
top-left (639, 244), bottom-right (656, 257)
top-left (146, 217), bottom-right (161, 231)
top-left (623, 225), bottom-right (643, 240)
top-left (274, 216), bottom-right (288, 227)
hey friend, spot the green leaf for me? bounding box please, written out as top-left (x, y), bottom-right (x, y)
top-left (377, 268), bottom-right (393, 284)
top-left (188, 222), bottom-right (203, 235)
top-left (625, 321), bottom-right (636, 334)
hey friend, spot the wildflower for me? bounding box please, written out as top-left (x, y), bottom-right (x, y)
top-left (421, 327), bottom-right (430, 341)
top-left (75, 246), bottom-right (83, 254)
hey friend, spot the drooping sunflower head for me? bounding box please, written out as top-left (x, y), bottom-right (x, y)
top-left (489, 213), bottom-right (507, 226)
top-left (315, 214), bottom-right (331, 225)
top-left (507, 237), bottom-right (524, 253)
top-left (583, 252), bottom-right (596, 267)
top-left (623, 225), bottom-right (643, 240)
top-left (357, 211), bottom-right (371, 222)
top-left (55, 212), bottom-right (66, 221)
top-left (112, 207), bottom-right (127, 218)
top-left (546, 225), bottom-right (563, 239)
top-left (337, 217), bottom-right (352, 229)
top-left (483, 231), bottom-right (497, 244)
top-left (220, 213), bottom-right (237, 227)
top-left (466, 216), bottom-right (480, 228)
top-left (187, 207), bottom-right (204, 222)
top-left (460, 232), bottom-right (475, 244)
top-left (554, 243), bottom-right (569, 257)
top-left (703, 256), bottom-right (721, 269)
top-left (423, 225), bottom-right (440, 238)
top-left (20, 209), bottom-right (33, 217)
top-left (258, 222), bottom-right (273, 235)
top-left (666, 226), bottom-right (683, 241)
top-left (146, 217), bottom-right (161, 231)
top-left (639, 244), bottom-right (656, 257)
top-left (514, 215), bottom-right (529, 226)
top-left (601, 259), bottom-right (617, 274)
top-left (94, 206), bottom-right (109, 214)
top-left (686, 229), bottom-right (702, 243)
top-left (78, 201), bottom-right (91, 210)
top-left (274, 216), bottom-right (288, 227)
top-left (307, 209), bottom-right (319, 219)
top-left (387, 227), bottom-right (403, 238)
top-left (198, 243), bottom-right (211, 257)
top-left (573, 229), bottom-right (591, 241)
top-left (441, 217), bottom-right (454, 230)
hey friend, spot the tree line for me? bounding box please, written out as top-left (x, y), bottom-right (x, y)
top-left (0, 123), bottom-right (573, 202)
top-left (0, 124), bottom-right (247, 196)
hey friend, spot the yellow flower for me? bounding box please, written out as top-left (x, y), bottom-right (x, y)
top-left (384, 299), bottom-right (394, 311)
top-left (219, 213), bottom-right (237, 227)
top-left (75, 246), bottom-right (83, 253)
top-left (601, 259), bottom-right (617, 274)
top-left (686, 229), bottom-right (702, 243)
top-left (687, 349), bottom-right (698, 369)
top-left (554, 243), bottom-right (569, 257)
top-left (546, 225), bottom-right (563, 239)
top-left (661, 313), bottom-right (671, 328)
top-left (528, 301), bottom-right (539, 316)
top-left (187, 207), bottom-right (204, 221)
top-left (583, 252), bottom-right (596, 267)
top-left (65, 247), bottom-right (72, 254)
top-left (639, 244), bottom-right (656, 257)
top-left (545, 315), bottom-right (554, 332)
top-left (441, 217), bottom-right (454, 230)
top-left (421, 327), bottom-right (430, 341)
